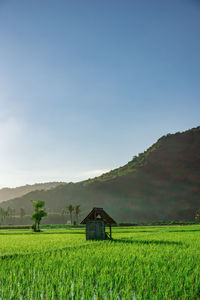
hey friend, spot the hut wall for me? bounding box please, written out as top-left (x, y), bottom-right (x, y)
top-left (86, 220), bottom-right (105, 240)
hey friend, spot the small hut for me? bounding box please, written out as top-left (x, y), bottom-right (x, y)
top-left (80, 207), bottom-right (116, 240)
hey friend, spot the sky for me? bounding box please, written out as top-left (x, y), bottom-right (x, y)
top-left (0, 0), bottom-right (200, 187)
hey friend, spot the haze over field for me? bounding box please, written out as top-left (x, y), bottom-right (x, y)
top-left (0, 0), bottom-right (200, 188)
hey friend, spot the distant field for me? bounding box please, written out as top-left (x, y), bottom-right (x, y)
top-left (0, 226), bottom-right (200, 299)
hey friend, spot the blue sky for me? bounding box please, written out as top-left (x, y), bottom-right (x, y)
top-left (0, 0), bottom-right (199, 187)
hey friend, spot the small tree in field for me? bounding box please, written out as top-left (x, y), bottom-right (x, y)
top-left (31, 200), bottom-right (47, 232)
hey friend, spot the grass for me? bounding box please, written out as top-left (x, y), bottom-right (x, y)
top-left (0, 225), bottom-right (200, 299)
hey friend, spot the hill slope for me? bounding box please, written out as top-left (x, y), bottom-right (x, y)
top-left (1, 126), bottom-right (200, 222)
top-left (0, 182), bottom-right (65, 203)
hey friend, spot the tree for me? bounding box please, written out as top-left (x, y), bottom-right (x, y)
top-left (11, 208), bottom-right (16, 218)
top-left (61, 208), bottom-right (68, 222)
top-left (31, 200), bottom-right (47, 232)
top-left (6, 207), bottom-right (12, 218)
top-left (0, 207), bottom-right (6, 225)
top-left (67, 204), bottom-right (74, 224)
top-left (74, 205), bottom-right (81, 224)
top-left (20, 208), bottom-right (26, 224)
top-left (20, 208), bottom-right (25, 219)
top-left (195, 209), bottom-right (200, 222)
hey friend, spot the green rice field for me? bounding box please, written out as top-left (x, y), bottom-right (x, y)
top-left (0, 225), bottom-right (200, 299)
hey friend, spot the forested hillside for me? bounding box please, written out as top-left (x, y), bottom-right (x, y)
top-left (0, 182), bottom-right (65, 203)
top-left (1, 126), bottom-right (200, 223)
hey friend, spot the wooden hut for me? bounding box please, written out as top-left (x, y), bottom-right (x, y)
top-left (80, 207), bottom-right (116, 240)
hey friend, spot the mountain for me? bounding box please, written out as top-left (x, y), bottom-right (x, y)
top-left (0, 182), bottom-right (65, 203)
top-left (1, 126), bottom-right (200, 223)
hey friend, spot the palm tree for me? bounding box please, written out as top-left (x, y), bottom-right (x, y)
top-left (67, 204), bottom-right (74, 224)
top-left (61, 208), bottom-right (68, 223)
top-left (74, 205), bottom-right (81, 224)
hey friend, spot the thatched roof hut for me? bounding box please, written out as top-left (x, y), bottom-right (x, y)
top-left (81, 207), bottom-right (116, 240)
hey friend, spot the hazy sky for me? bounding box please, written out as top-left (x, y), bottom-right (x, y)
top-left (0, 0), bottom-right (200, 187)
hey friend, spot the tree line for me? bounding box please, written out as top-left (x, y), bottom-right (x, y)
top-left (2, 201), bottom-right (200, 231)
top-left (0, 203), bottom-right (81, 226)
top-left (61, 204), bottom-right (81, 225)
top-left (30, 201), bottom-right (81, 232)
top-left (0, 207), bottom-right (26, 224)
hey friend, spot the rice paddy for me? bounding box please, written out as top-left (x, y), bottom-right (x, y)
top-left (0, 225), bottom-right (200, 299)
